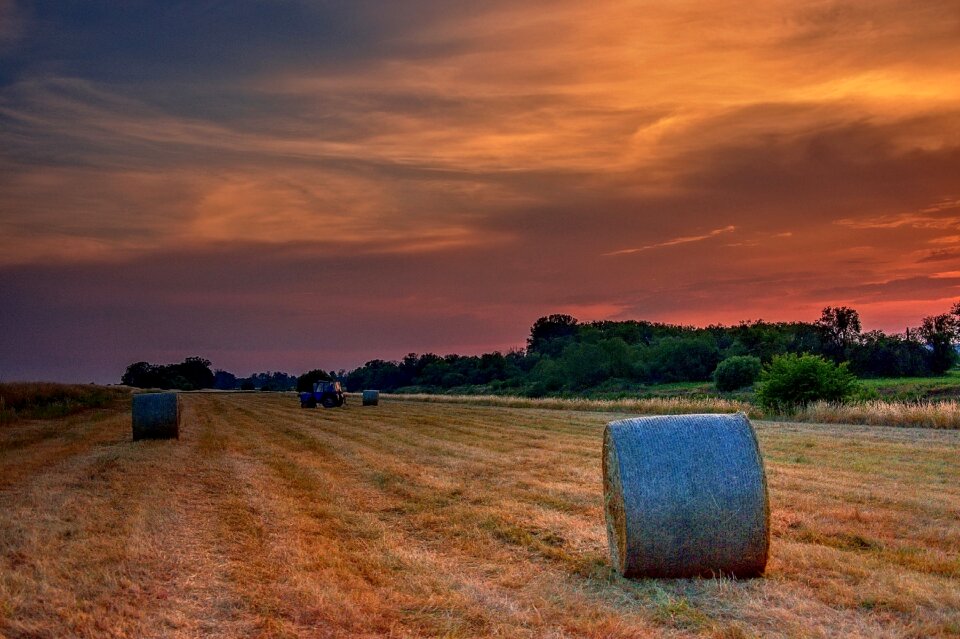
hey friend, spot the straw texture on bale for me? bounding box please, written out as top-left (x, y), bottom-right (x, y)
top-left (362, 390), bottom-right (380, 406)
top-left (603, 413), bottom-right (769, 578)
top-left (132, 392), bottom-right (181, 440)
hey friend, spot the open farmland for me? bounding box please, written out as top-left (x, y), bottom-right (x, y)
top-left (1, 394), bottom-right (958, 638)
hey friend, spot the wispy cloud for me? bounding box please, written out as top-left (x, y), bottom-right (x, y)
top-left (604, 226), bottom-right (736, 256)
top-left (835, 199), bottom-right (960, 230)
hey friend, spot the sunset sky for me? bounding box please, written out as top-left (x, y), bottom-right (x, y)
top-left (2, 1), bottom-right (960, 382)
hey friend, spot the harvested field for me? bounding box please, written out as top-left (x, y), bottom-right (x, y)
top-left (1, 393), bottom-right (958, 638)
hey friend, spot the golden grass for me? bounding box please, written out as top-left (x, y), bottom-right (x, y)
top-left (381, 393), bottom-right (960, 429)
top-left (793, 400), bottom-right (960, 429)
top-left (1, 394), bottom-right (958, 638)
top-left (387, 392), bottom-right (760, 418)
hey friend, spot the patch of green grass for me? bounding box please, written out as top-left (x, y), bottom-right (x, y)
top-left (859, 370), bottom-right (960, 400)
top-left (651, 593), bottom-right (713, 630)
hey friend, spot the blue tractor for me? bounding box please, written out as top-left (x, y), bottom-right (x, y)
top-left (299, 381), bottom-right (346, 408)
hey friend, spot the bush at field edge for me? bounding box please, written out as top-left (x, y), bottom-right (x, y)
top-left (755, 353), bottom-right (860, 412)
top-left (714, 355), bottom-right (763, 392)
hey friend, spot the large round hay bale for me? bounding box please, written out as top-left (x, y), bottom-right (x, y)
top-left (603, 413), bottom-right (769, 578)
top-left (362, 390), bottom-right (379, 406)
top-left (132, 392), bottom-right (180, 440)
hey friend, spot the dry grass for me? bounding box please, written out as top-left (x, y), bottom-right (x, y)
top-left (1, 393), bottom-right (958, 638)
top-left (0, 382), bottom-right (128, 424)
top-left (384, 393), bottom-right (960, 430)
top-left (388, 392), bottom-right (759, 418)
top-left (793, 400), bottom-right (960, 429)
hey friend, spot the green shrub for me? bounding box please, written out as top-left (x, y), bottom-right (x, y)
top-left (713, 356), bottom-right (762, 391)
top-left (755, 354), bottom-right (860, 412)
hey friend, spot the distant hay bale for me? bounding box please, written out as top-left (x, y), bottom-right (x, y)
top-left (603, 413), bottom-right (769, 578)
top-left (362, 390), bottom-right (380, 406)
top-left (132, 392), bottom-right (180, 441)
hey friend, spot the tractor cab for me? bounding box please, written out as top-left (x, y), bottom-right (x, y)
top-left (313, 381), bottom-right (342, 394)
top-left (300, 380), bottom-right (346, 408)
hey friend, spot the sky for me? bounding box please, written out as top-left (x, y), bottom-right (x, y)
top-left (2, 0), bottom-right (960, 382)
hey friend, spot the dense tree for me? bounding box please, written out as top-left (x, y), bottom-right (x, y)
top-left (213, 370), bottom-right (238, 390)
top-left (121, 361), bottom-right (163, 388)
top-left (344, 359), bottom-right (405, 392)
top-left (557, 342), bottom-right (611, 388)
top-left (232, 371), bottom-right (295, 391)
top-left (527, 314), bottom-right (579, 357)
top-left (645, 336), bottom-right (720, 383)
top-left (296, 369), bottom-right (332, 393)
top-left (714, 356), bottom-right (762, 391)
top-left (589, 320), bottom-right (665, 346)
top-left (724, 320), bottom-right (820, 363)
top-left (528, 358), bottom-right (564, 394)
top-left (816, 306), bottom-right (862, 361)
top-left (120, 357), bottom-right (215, 390)
top-left (846, 331), bottom-right (930, 378)
top-left (173, 357), bottom-right (216, 390)
top-left (918, 312), bottom-right (960, 374)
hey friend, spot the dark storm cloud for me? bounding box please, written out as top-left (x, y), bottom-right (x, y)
top-left (3, 1), bottom-right (435, 85)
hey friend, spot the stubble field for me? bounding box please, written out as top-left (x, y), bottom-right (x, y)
top-left (1, 393), bottom-right (958, 638)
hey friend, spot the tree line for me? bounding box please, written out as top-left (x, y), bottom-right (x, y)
top-left (121, 359), bottom-right (332, 392)
top-left (120, 304), bottom-right (960, 395)
top-left (342, 304), bottom-right (960, 395)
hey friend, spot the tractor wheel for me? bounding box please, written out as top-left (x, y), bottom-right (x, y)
top-left (301, 398), bottom-right (317, 408)
top-left (321, 395), bottom-right (337, 408)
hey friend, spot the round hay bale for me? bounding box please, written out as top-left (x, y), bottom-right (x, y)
top-left (602, 413), bottom-right (769, 579)
top-left (362, 390), bottom-right (379, 406)
top-left (132, 392), bottom-right (180, 441)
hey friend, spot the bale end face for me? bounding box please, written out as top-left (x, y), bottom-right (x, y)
top-left (132, 392), bottom-right (181, 441)
top-left (362, 390), bottom-right (380, 406)
top-left (603, 437), bottom-right (628, 574)
top-left (602, 412), bottom-right (769, 579)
